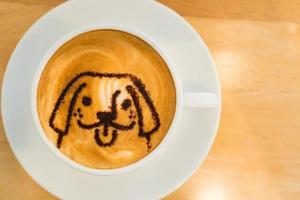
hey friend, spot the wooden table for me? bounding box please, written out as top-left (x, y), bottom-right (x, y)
top-left (1, 1), bottom-right (299, 199)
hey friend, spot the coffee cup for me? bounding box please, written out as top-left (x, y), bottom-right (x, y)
top-left (32, 26), bottom-right (218, 175)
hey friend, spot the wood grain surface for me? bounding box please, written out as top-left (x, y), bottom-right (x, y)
top-left (1, 0), bottom-right (299, 199)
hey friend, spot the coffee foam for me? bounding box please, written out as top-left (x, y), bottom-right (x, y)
top-left (37, 30), bottom-right (176, 169)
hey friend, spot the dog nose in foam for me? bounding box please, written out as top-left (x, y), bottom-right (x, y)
top-left (97, 111), bottom-right (115, 122)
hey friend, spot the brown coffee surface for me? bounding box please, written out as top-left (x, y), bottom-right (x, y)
top-left (37, 30), bottom-right (176, 169)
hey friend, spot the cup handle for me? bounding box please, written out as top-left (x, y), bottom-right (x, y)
top-left (183, 92), bottom-right (219, 108)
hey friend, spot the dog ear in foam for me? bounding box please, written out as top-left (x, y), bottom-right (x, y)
top-left (49, 75), bottom-right (89, 148)
top-left (126, 75), bottom-right (160, 148)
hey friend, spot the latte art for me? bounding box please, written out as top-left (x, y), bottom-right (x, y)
top-left (49, 72), bottom-right (160, 150)
top-left (37, 30), bottom-right (176, 169)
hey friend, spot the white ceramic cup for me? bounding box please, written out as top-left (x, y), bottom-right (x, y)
top-left (32, 25), bottom-right (219, 176)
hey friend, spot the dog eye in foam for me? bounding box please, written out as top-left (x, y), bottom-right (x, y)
top-left (121, 99), bottom-right (132, 110)
top-left (82, 96), bottom-right (92, 106)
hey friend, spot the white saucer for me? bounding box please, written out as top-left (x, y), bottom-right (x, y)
top-left (2, 0), bottom-right (221, 199)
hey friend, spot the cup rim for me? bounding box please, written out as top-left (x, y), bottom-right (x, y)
top-left (31, 25), bottom-right (183, 176)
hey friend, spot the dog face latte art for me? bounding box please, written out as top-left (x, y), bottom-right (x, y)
top-left (49, 72), bottom-right (159, 149)
top-left (37, 30), bottom-right (176, 169)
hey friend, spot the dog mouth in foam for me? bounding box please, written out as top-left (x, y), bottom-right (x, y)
top-left (77, 118), bottom-right (136, 147)
top-left (76, 120), bottom-right (137, 146)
